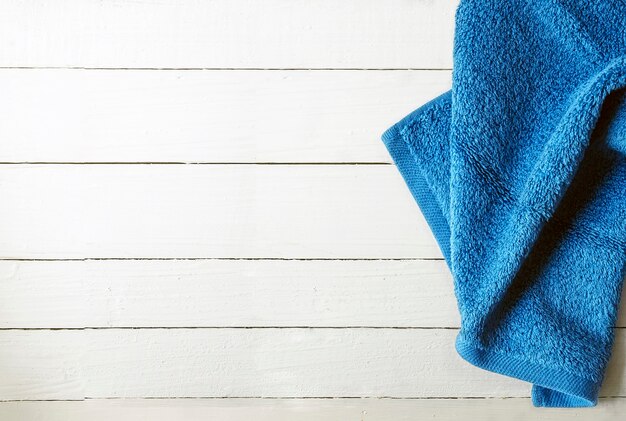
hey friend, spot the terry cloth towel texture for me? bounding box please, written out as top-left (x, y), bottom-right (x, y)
top-left (381, 0), bottom-right (626, 408)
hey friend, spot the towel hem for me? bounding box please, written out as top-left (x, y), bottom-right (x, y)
top-left (381, 93), bottom-right (452, 263)
top-left (455, 335), bottom-right (600, 407)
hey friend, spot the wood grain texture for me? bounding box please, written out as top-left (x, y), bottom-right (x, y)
top-left (0, 330), bottom-right (83, 400)
top-left (0, 69), bottom-right (451, 163)
top-left (0, 398), bottom-right (625, 421)
top-left (0, 329), bottom-right (624, 400)
top-left (0, 165), bottom-right (441, 259)
top-left (2, 260), bottom-right (625, 329)
top-left (0, 0), bottom-right (456, 69)
top-left (0, 260), bottom-right (457, 328)
top-left (81, 329), bottom-right (626, 399)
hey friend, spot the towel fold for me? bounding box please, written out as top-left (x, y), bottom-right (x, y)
top-left (381, 0), bottom-right (626, 407)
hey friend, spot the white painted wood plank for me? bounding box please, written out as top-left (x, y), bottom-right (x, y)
top-left (0, 398), bottom-right (625, 421)
top-left (0, 165), bottom-right (440, 259)
top-left (0, 260), bottom-right (458, 328)
top-left (0, 69), bottom-right (451, 163)
top-left (0, 330), bottom-right (83, 400)
top-left (80, 329), bottom-right (626, 398)
top-left (2, 260), bottom-right (625, 328)
top-left (0, 0), bottom-right (457, 69)
top-left (0, 261), bottom-right (87, 328)
top-left (0, 329), bottom-right (624, 400)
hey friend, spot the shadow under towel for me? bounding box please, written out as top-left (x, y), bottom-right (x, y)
top-left (381, 0), bottom-right (626, 408)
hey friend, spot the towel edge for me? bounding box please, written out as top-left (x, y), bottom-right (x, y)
top-left (380, 92), bottom-right (453, 263)
top-left (455, 335), bottom-right (600, 408)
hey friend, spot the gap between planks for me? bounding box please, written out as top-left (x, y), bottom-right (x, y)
top-left (0, 67), bottom-right (453, 71)
top-left (0, 257), bottom-right (445, 261)
top-left (0, 327), bottom-right (460, 331)
top-left (0, 327), bottom-right (623, 330)
top-left (0, 162), bottom-right (393, 165)
top-left (0, 396), bottom-right (624, 402)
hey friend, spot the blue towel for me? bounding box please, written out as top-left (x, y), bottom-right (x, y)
top-left (381, 0), bottom-right (626, 408)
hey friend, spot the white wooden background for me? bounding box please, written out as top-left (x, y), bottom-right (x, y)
top-left (1, 1), bottom-right (625, 420)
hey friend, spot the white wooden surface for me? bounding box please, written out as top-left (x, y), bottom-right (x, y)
top-left (0, 0), bottom-right (455, 69)
top-left (1, 0), bottom-right (625, 419)
top-left (0, 69), bottom-right (451, 163)
top-left (0, 165), bottom-right (440, 258)
top-left (0, 260), bottom-right (458, 328)
top-left (0, 329), bottom-right (625, 400)
top-left (2, 399), bottom-right (625, 421)
top-left (2, 259), bottom-right (626, 329)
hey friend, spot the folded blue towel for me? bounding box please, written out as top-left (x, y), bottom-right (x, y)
top-left (381, 0), bottom-right (626, 407)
